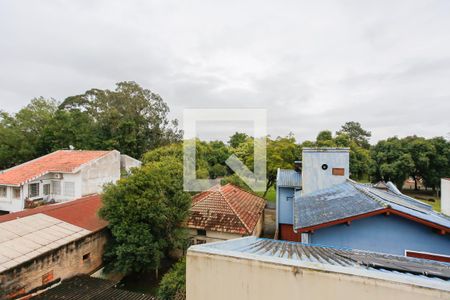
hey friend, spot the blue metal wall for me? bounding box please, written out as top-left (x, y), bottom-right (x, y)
top-left (278, 187), bottom-right (295, 224)
top-left (311, 214), bottom-right (450, 256)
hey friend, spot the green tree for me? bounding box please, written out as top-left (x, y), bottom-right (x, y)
top-left (336, 121), bottom-right (371, 149)
top-left (0, 97), bottom-right (58, 169)
top-left (158, 258), bottom-right (186, 300)
top-left (370, 137), bottom-right (415, 188)
top-left (316, 130), bottom-right (334, 147)
top-left (404, 136), bottom-right (435, 190)
top-left (99, 157), bottom-right (191, 275)
top-left (60, 81), bottom-right (181, 159)
top-left (228, 132), bottom-right (249, 148)
top-left (423, 137), bottom-right (450, 191)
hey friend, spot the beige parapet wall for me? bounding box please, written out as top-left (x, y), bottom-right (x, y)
top-left (187, 250), bottom-right (449, 300)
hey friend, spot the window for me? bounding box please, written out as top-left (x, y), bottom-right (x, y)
top-left (12, 188), bottom-right (20, 199)
top-left (197, 229), bottom-right (206, 236)
top-left (29, 183), bottom-right (39, 198)
top-left (405, 250), bottom-right (450, 263)
top-left (43, 184), bottom-right (51, 196)
top-left (42, 270), bottom-right (54, 285)
top-left (332, 168), bottom-right (345, 176)
top-left (63, 182), bottom-right (75, 197)
top-left (51, 181), bottom-right (61, 195)
top-left (82, 253), bottom-right (91, 261)
top-left (0, 186), bottom-right (6, 198)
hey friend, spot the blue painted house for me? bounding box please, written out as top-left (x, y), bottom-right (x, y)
top-left (276, 147), bottom-right (450, 262)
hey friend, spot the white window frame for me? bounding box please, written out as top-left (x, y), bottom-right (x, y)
top-left (29, 183), bottom-right (40, 198)
top-left (12, 187), bottom-right (21, 199)
top-left (43, 183), bottom-right (51, 196)
top-left (51, 181), bottom-right (61, 195)
top-left (63, 182), bottom-right (75, 197)
top-left (0, 186), bottom-right (7, 198)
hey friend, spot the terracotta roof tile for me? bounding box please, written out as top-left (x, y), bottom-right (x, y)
top-left (0, 194), bottom-right (107, 231)
top-left (0, 150), bottom-right (112, 186)
top-left (187, 184), bottom-right (266, 235)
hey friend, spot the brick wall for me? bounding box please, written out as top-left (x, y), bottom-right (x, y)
top-left (0, 230), bottom-right (108, 299)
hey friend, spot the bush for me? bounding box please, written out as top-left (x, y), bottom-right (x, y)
top-left (158, 258), bottom-right (186, 300)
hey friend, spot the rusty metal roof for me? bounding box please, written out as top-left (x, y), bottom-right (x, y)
top-left (0, 194), bottom-right (107, 232)
top-left (276, 169), bottom-right (302, 188)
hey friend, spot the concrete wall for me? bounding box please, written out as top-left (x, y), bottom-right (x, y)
top-left (80, 151), bottom-right (121, 196)
top-left (189, 215), bottom-right (264, 244)
top-left (120, 155), bottom-right (142, 174)
top-left (277, 187), bottom-right (295, 225)
top-left (441, 179), bottom-right (450, 216)
top-left (311, 214), bottom-right (450, 256)
top-left (186, 251), bottom-right (448, 300)
top-left (302, 148), bottom-right (349, 195)
top-left (0, 230), bottom-right (107, 299)
top-left (0, 186), bottom-right (23, 212)
top-left (189, 229), bottom-right (243, 244)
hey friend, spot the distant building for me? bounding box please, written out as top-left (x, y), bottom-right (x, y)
top-left (293, 180), bottom-right (450, 259)
top-left (0, 194), bottom-right (108, 299)
top-left (0, 150), bottom-right (140, 213)
top-left (276, 147), bottom-right (349, 241)
top-left (442, 178), bottom-right (450, 216)
top-left (276, 147), bottom-right (450, 261)
top-left (187, 237), bottom-right (450, 300)
top-left (187, 184), bottom-right (266, 245)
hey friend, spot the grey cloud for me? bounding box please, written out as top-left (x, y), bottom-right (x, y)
top-left (0, 0), bottom-right (449, 143)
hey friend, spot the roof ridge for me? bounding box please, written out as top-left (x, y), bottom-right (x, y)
top-left (220, 187), bottom-right (252, 234)
top-left (190, 190), bottom-right (213, 208)
top-left (350, 182), bottom-right (389, 208)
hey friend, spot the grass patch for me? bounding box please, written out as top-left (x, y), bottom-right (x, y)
top-left (256, 186), bottom-right (276, 202)
top-left (402, 190), bottom-right (441, 212)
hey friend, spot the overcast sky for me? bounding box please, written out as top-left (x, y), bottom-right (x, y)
top-left (1, 0), bottom-right (449, 143)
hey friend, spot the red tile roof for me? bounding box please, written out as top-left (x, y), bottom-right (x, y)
top-left (187, 184), bottom-right (266, 235)
top-left (0, 194), bottom-right (107, 231)
top-left (0, 150), bottom-right (112, 186)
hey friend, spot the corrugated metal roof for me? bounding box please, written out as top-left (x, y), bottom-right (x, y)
top-left (294, 182), bottom-right (385, 229)
top-left (0, 214), bottom-right (91, 272)
top-left (189, 237), bottom-right (450, 291)
top-left (32, 275), bottom-right (156, 299)
top-left (293, 180), bottom-right (450, 230)
top-left (276, 169), bottom-right (302, 188)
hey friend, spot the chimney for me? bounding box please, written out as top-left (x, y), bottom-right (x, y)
top-left (441, 178), bottom-right (450, 216)
top-left (301, 147), bottom-right (350, 195)
top-left (294, 160), bottom-right (302, 172)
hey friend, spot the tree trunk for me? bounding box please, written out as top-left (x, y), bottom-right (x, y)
top-left (414, 176), bottom-right (418, 190)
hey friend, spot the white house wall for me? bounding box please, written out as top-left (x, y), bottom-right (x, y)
top-left (80, 151), bottom-right (121, 196)
top-left (441, 178), bottom-right (450, 216)
top-left (0, 186), bottom-right (23, 212)
top-left (302, 149), bottom-right (349, 195)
